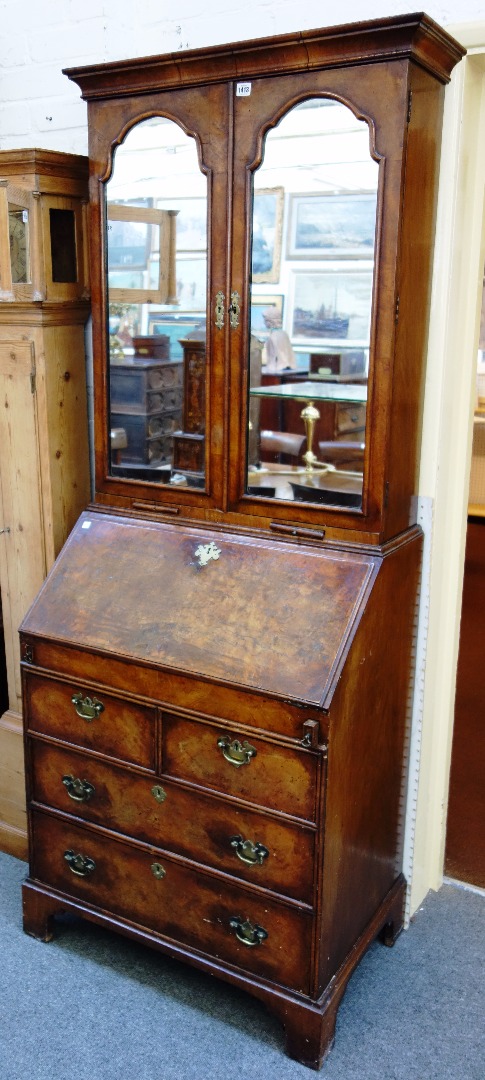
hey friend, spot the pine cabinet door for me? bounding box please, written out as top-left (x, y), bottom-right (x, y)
top-left (0, 340), bottom-right (46, 711)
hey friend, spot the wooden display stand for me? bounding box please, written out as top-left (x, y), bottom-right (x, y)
top-left (0, 150), bottom-right (90, 859)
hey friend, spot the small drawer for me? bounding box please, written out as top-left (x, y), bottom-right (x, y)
top-left (24, 673), bottom-right (156, 769)
top-left (162, 714), bottom-right (319, 821)
top-left (146, 392), bottom-right (164, 412)
top-left (335, 404), bottom-right (366, 435)
top-left (153, 365), bottom-right (182, 390)
top-left (31, 810), bottom-right (313, 995)
top-left (30, 741), bottom-right (316, 903)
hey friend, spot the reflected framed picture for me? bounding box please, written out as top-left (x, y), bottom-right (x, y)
top-left (287, 193), bottom-right (377, 259)
top-left (290, 269), bottom-right (373, 344)
top-left (146, 313), bottom-right (204, 360)
top-left (250, 294), bottom-right (284, 336)
top-left (252, 187), bottom-right (284, 284)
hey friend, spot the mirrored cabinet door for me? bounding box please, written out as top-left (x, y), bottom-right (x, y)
top-left (227, 63), bottom-right (407, 530)
top-left (87, 83), bottom-right (230, 506)
top-left (244, 96), bottom-right (377, 512)
top-left (106, 117), bottom-right (208, 488)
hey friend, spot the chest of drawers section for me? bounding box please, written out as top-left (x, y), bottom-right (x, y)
top-left (110, 359), bottom-right (183, 467)
top-left (23, 665), bottom-right (323, 996)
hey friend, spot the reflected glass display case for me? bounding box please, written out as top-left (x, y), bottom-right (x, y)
top-left (19, 15), bottom-right (464, 1070)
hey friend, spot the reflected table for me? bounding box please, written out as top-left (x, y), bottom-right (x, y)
top-left (250, 380), bottom-right (367, 471)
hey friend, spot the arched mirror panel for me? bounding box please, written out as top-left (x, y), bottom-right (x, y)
top-left (105, 116), bottom-right (208, 489)
top-left (246, 97), bottom-right (378, 511)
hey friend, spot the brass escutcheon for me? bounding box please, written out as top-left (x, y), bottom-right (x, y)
top-left (230, 835), bottom-right (269, 867)
top-left (229, 290), bottom-right (240, 329)
top-left (215, 291), bottom-right (225, 329)
top-left (151, 785), bottom-right (167, 804)
top-left (71, 692), bottom-right (105, 722)
top-left (151, 862), bottom-right (166, 880)
top-left (62, 775), bottom-right (95, 803)
top-left (217, 735), bottom-right (256, 768)
top-left (194, 541), bottom-right (221, 568)
top-left (64, 850), bottom-right (96, 877)
top-left (229, 916), bottom-right (268, 947)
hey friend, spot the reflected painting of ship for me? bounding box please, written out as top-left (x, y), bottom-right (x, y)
top-left (293, 305), bottom-right (350, 338)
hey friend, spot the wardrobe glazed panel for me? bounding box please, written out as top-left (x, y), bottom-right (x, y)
top-left (86, 83), bottom-right (230, 510)
top-left (228, 62), bottom-right (409, 533)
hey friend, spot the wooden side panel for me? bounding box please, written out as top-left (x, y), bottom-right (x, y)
top-left (35, 321), bottom-right (90, 562)
top-left (0, 709), bottom-right (27, 858)
top-left (383, 66), bottom-right (445, 538)
top-left (317, 532), bottom-right (421, 988)
top-left (0, 341), bottom-right (46, 710)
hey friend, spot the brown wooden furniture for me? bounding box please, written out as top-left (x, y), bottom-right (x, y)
top-left (445, 517), bottom-right (485, 889)
top-left (0, 149), bottom-right (90, 860)
top-left (110, 358), bottom-right (183, 469)
top-left (19, 17), bottom-right (464, 1071)
top-left (171, 332), bottom-right (206, 482)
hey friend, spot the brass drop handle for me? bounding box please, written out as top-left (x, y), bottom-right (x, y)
top-left (229, 916), bottom-right (268, 947)
top-left (217, 735), bottom-right (256, 768)
top-left (71, 693), bottom-right (105, 722)
top-left (230, 835), bottom-right (269, 867)
top-left (64, 849), bottom-right (96, 877)
top-left (62, 775), bottom-right (95, 803)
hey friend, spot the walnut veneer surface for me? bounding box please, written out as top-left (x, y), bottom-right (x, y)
top-left (20, 13), bottom-right (464, 1071)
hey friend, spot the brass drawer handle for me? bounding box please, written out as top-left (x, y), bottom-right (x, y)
top-left (229, 916), bottom-right (268, 947)
top-left (230, 835), bottom-right (269, 867)
top-left (217, 736), bottom-right (256, 768)
top-left (71, 693), bottom-right (105, 722)
top-left (62, 775), bottom-right (95, 803)
top-left (64, 849), bottom-right (96, 877)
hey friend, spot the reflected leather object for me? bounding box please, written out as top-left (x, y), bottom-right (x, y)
top-left (318, 440), bottom-right (365, 471)
top-left (290, 482), bottom-right (362, 508)
top-left (260, 431), bottom-right (306, 458)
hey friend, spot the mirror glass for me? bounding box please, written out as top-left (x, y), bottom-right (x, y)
top-left (106, 116), bottom-right (207, 487)
top-left (246, 98), bottom-right (378, 510)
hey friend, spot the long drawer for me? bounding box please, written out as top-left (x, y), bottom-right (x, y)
top-left (163, 713), bottom-right (319, 821)
top-left (24, 673), bottom-right (156, 769)
top-left (30, 740), bottom-right (316, 903)
top-left (30, 810), bottom-right (314, 995)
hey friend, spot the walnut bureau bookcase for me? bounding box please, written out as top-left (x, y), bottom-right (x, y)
top-left (19, 16), bottom-right (464, 1070)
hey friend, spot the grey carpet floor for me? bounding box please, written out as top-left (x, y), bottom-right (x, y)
top-left (0, 853), bottom-right (483, 1079)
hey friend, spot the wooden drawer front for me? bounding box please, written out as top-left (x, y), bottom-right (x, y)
top-left (163, 715), bottom-right (318, 821)
top-left (150, 387), bottom-right (181, 412)
top-left (31, 811), bottom-right (313, 994)
top-left (151, 365), bottom-right (182, 390)
top-left (336, 404), bottom-right (366, 435)
top-left (30, 741), bottom-right (316, 903)
top-left (24, 674), bottom-right (156, 769)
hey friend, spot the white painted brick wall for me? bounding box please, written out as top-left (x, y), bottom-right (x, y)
top-left (0, 0), bottom-right (481, 153)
